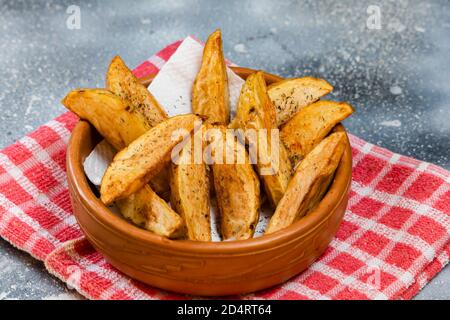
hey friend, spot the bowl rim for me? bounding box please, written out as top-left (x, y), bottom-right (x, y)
top-left (66, 66), bottom-right (352, 255)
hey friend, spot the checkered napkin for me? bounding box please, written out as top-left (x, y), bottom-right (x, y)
top-left (0, 40), bottom-right (449, 300)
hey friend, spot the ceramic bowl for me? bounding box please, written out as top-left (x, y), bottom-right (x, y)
top-left (66, 67), bottom-right (352, 296)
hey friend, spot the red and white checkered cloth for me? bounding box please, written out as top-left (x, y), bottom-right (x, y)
top-left (0, 40), bottom-right (449, 300)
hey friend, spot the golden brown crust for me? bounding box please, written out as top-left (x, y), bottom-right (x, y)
top-left (266, 132), bottom-right (347, 234)
top-left (147, 167), bottom-right (171, 201)
top-left (280, 100), bottom-right (354, 164)
top-left (230, 71), bottom-right (292, 207)
top-left (208, 126), bottom-right (260, 240)
top-left (62, 87), bottom-right (171, 198)
top-left (170, 133), bottom-right (211, 241)
top-left (62, 89), bottom-right (151, 150)
top-left (106, 57), bottom-right (172, 199)
top-left (192, 29), bottom-right (230, 125)
top-left (63, 50), bottom-right (353, 242)
top-left (62, 88), bottom-right (181, 236)
top-left (106, 55), bottom-right (168, 127)
top-left (116, 185), bottom-right (184, 238)
top-left (268, 77), bottom-right (333, 126)
top-left (100, 114), bottom-right (200, 205)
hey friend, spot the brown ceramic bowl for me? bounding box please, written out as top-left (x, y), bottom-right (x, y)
top-left (66, 67), bottom-right (352, 296)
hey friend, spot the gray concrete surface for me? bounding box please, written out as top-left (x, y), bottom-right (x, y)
top-left (0, 0), bottom-right (448, 299)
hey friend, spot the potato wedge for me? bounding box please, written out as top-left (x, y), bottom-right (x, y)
top-left (280, 100), bottom-right (354, 163)
top-left (116, 185), bottom-right (184, 238)
top-left (208, 127), bottom-right (260, 240)
top-left (147, 168), bottom-right (170, 201)
top-left (192, 29), bottom-right (229, 124)
top-left (62, 89), bottom-right (151, 150)
top-left (230, 71), bottom-right (292, 207)
top-left (266, 132), bottom-right (347, 234)
top-left (100, 114), bottom-right (200, 205)
top-left (62, 88), bottom-right (171, 199)
top-left (106, 55), bottom-right (168, 127)
top-left (63, 89), bottom-right (179, 236)
top-left (268, 77), bottom-right (333, 126)
top-left (106, 57), bottom-right (172, 198)
top-left (170, 133), bottom-right (211, 241)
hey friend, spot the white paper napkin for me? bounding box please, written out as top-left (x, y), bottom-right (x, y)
top-left (83, 37), bottom-right (270, 240)
top-left (83, 139), bottom-right (116, 186)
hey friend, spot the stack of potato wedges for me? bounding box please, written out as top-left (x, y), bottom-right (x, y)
top-left (62, 29), bottom-right (353, 241)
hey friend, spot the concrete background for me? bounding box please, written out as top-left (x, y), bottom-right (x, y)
top-left (0, 0), bottom-right (448, 299)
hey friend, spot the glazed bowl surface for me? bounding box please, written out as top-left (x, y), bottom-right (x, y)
top-left (66, 67), bottom-right (352, 296)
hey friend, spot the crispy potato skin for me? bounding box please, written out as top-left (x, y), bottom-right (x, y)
top-left (209, 127), bottom-right (260, 240)
top-left (62, 88), bottom-right (171, 199)
top-left (192, 29), bottom-right (230, 125)
top-left (170, 134), bottom-right (211, 241)
top-left (62, 89), bottom-right (181, 236)
top-left (266, 132), bottom-right (347, 234)
top-left (107, 55), bottom-right (168, 127)
top-left (106, 56), bottom-right (171, 199)
top-left (230, 71), bottom-right (292, 207)
top-left (62, 89), bottom-right (151, 150)
top-left (280, 100), bottom-right (354, 164)
top-left (100, 114), bottom-right (200, 205)
top-left (268, 77), bottom-right (333, 126)
top-left (116, 185), bottom-right (184, 238)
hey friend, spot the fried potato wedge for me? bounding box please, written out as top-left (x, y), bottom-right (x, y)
top-left (266, 132), bottom-right (347, 234)
top-left (192, 29), bottom-right (229, 125)
top-left (62, 89), bottom-right (151, 150)
top-left (268, 77), bottom-right (333, 126)
top-left (208, 127), bottom-right (260, 240)
top-left (230, 71), bottom-right (292, 207)
top-left (62, 88), bottom-right (171, 199)
top-left (280, 100), bottom-right (354, 163)
top-left (106, 57), bottom-right (172, 198)
top-left (106, 55), bottom-right (168, 127)
top-left (116, 185), bottom-right (184, 238)
top-left (170, 134), bottom-right (211, 241)
top-left (100, 114), bottom-right (200, 205)
top-left (147, 168), bottom-right (171, 201)
top-left (63, 89), bottom-right (180, 236)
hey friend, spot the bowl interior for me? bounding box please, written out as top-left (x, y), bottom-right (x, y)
top-left (67, 67), bottom-right (352, 254)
